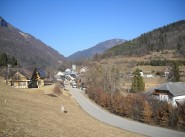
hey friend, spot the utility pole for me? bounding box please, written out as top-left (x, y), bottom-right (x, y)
top-left (6, 64), bottom-right (11, 84)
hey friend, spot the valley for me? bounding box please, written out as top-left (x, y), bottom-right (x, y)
top-left (0, 14), bottom-right (185, 137)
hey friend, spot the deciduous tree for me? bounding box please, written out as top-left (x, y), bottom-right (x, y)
top-left (168, 62), bottom-right (180, 82)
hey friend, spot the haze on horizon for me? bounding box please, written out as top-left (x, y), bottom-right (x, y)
top-left (1, 0), bottom-right (185, 57)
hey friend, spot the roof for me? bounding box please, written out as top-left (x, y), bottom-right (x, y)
top-left (57, 71), bottom-right (65, 76)
top-left (12, 71), bottom-right (28, 80)
top-left (8, 68), bottom-right (34, 79)
top-left (18, 68), bottom-right (34, 79)
top-left (176, 99), bottom-right (185, 106)
top-left (155, 82), bottom-right (185, 97)
top-left (36, 68), bottom-right (46, 78)
top-left (65, 68), bottom-right (71, 72)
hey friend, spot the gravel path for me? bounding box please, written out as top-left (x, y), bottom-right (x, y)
top-left (67, 85), bottom-right (185, 137)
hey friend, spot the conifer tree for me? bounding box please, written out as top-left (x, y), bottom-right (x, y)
top-left (131, 68), bottom-right (145, 93)
top-left (0, 53), bottom-right (8, 66)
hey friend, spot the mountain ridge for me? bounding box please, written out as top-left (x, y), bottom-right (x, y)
top-left (0, 16), bottom-right (65, 69)
top-left (67, 38), bottom-right (126, 61)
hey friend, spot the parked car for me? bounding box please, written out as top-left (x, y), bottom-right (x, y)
top-left (72, 82), bottom-right (77, 88)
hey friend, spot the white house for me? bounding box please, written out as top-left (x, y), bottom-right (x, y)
top-left (57, 71), bottom-right (65, 76)
top-left (65, 68), bottom-right (71, 75)
top-left (148, 82), bottom-right (185, 107)
top-left (140, 72), bottom-right (144, 77)
top-left (54, 71), bottom-right (65, 81)
top-left (164, 67), bottom-right (171, 77)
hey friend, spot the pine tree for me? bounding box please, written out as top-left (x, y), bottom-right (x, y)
top-left (0, 53), bottom-right (8, 66)
top-left (11, 56), bottom-right (18, 66)
top-left (131, 68), bottom-right (145, 93)
top-left (168, 62), bottom-right (180, 82)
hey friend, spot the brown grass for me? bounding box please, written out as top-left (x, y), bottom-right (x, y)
top-left (0, 77), bottom-right (144, 137)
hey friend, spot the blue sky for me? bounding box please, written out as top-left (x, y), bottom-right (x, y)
top-left (1, 0), bottom-right (185, 57)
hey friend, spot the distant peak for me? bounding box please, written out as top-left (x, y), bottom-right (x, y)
top-left (0, 16), bottom-right (8, 27)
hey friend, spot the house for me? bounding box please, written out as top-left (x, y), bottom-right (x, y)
top-left (65, 68), bottom-right (71, 75)
top-left (164, 67), bottom-right (171, 77)
top-left (29, 68), bottom-right (46, 88)
top-left (54, 71), bottom-right (65, 82)
top-left (57, 71), bottom-right (65, 76)
top-left (147, 82), bottom-right (185, 107)
top-left (11, 71), bottom-right (30, 88)
top-left (80, 66), bottom-right (88, 74)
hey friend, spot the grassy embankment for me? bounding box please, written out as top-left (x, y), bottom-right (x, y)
top-left (0, 77), bottom-right (143, 137)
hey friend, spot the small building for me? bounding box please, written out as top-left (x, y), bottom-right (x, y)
top-left (72, 64), bottom-right (76, 71)
top-left (65, 68), bottom-right (71, 75)
top-left (147, 82), bottom-right (185, 107)
top-left (57, 71), bottom-right (65, 76)
top-left (164, 67), bottom-right (171, 77)
top-left (11, 71), bottom-right (30, 88)
top-left (54, 71), bottom-right (65, 82)
top-left (29, 68), bottom-right (46, 88)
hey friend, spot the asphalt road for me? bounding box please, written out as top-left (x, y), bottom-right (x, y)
top-left (66, 85), bottom-right (185, 137)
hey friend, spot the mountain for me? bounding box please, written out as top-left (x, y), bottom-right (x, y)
top-left (0, 16), bottom-right (65, 69)
top-left (103, 20), bottom-right (185, 58)
top-left (67, 39), bottom-right (126, 61)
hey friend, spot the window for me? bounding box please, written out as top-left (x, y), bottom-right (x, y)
top-left (159, 94), bottom-right (169, 101)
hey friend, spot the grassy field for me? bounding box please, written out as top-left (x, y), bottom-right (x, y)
top-left (0, 77), bottom-right (143, 137)
top-left (97, 51), bottom-right (185, 92)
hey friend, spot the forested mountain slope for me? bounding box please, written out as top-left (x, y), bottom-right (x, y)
top-left (103, 20), bottom-right (185, 58)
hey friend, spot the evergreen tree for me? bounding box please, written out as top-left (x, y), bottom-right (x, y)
top-left (0, 53), bottom-right (8, 66)
top-left (0, 53), bottom-right (18, 67)
top-left (131, 68), bottom-right (145, 93)
top-left (168, 62), bottom-right (180, 82)
top-left (11, 56), bottom-right (18, 66)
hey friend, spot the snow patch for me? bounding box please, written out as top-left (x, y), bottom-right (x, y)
top-left (19, 32), bottom-right (29, 39)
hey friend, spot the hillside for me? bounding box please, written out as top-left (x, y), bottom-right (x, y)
top-left (0, 77), bottom-right (142, 137)
top-left (0, 17), bottom-right (65, 69)
top-left (67, 39), bottom-right (126, 61)
top-left (103, 20), bottom-right (185, 58)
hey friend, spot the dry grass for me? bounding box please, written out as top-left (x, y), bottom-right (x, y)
top-left (100, 50), bottom-right (185, 69)
top-left (0, 77), bottom-right (144, 137)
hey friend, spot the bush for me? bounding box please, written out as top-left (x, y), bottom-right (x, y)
top-left (141, 101), bottom-right (153, 124)
top-left (53, 85), bottom-right (62, 96)
top-left (131, 95), bottom-right (145, 121)
top-left (86, 86), bottom-right (185, 131)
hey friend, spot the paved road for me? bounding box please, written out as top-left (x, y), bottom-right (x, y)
top-left (66, 85), bottom-right (185, 137)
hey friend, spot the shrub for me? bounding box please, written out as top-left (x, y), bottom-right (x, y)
top-left (141, 101), bottom-right (153, 124)
top-left (53, 85), bottom-right (62, 96)
top-left (177, 103), bottom-right (185, 131)
top-left (131, 95), bottom-right (145, 121)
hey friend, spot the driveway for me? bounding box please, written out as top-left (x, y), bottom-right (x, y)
top-left (66, 85), bottom-right (185, 137)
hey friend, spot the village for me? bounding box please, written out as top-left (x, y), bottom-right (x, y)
top-left (2, 63), bottom-right (185, 108)
top-left (1, 1), bottom-right (185, 136)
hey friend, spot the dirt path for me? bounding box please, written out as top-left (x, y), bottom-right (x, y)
top-left (67, 85), bottom-right (185, 137)
top-left (0, 79), bottom-right (142, 137)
